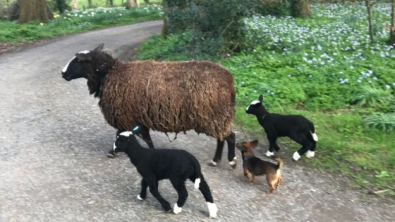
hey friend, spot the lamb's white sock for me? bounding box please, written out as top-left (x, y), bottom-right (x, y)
top-left (312, 133), bottom-right (318, 141)
top-left (137, 195), bottom-right (143, 201)
top-left (292, 152), bottom-right (301, 161)
top-left (173, 203), bottom-right (182, 214)
top-left (266, 150), bottom-right (274, 157)
top-left (207, 202), bottom-right (218, 218)
top-left (306, 150), bottom-right (315, 158)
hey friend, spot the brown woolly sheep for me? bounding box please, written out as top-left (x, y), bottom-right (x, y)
top-left (61, 44), bottom-right (237, 168)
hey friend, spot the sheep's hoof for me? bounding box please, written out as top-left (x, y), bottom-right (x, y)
top-left (106, 151), bottom-right (118, 158)
top-left (207, 160), bottom-right (219, 167)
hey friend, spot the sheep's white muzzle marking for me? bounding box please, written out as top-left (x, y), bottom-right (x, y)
top-left (62, 56), bottom-right (75, 73)
top-left (207, 202), bottom-right (218, 218)
top-left (120, 131), bottom-right (133, 137)
top-left (312, 133), bottom-right (318, 141)
top-left (173, 203), bottom-right (182, 214)
top-left (292, 152), bottom-right (301, 161)
top-left (306, 150), bottom-right (315, 158)
top-left (266, 150), bottom-right (274, 157)
top-left (194, 178), bottom-right (201, 189)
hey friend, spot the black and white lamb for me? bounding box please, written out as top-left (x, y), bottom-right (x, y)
top-left (245, 95), bottom-right (318, 161)
top-left (61, 44), bottom-right (237, 168)
top-left (113, 126), bottom-right (218, 218)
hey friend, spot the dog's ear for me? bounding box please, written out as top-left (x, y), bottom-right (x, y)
top-left (250, 140), bottom-right (259, 148)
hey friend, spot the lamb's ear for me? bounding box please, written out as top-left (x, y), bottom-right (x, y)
top-left (75, 52), bottom-right (92, 61)
top-left (93, 43), bottom-right (104, 52)
top-left (258, 95), bottom-right (263, 103)
top-left (250, 140), bottom-right (259, 148)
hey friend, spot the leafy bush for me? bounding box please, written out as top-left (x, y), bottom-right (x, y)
top-left (365, 112), bottom-right (395, 132)
top-left (352, 86), bottom-right (394, 111)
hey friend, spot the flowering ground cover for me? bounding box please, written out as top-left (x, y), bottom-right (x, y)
top-left (136, 2), bottom-right (395, 195)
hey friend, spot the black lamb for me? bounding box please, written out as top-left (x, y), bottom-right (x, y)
top-left (245, 95), bottom-right (318, 161)
top-left (113, 126), bottom-right (218, 218)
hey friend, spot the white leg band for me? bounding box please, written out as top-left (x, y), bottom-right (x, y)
top-left (266, 150), bottom-right (274, 157)
top-left (292, 152), bottom-right (301, 161)
top-left (173, 203), bottom-right (182, 214)
top-left (207, 202), bottom-right (218, 218)
top-left (306, 150), bottom-right (315, 158)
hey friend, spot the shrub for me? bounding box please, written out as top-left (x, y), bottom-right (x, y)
top-left (365, 112), bottom-right (395, 132)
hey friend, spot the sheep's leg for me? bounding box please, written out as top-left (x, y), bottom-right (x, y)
top-left (170, 178), bottom-right (188, 214)
top-left (226, 132), bottom-right (237, 169)
top-left (137, 179), bottom-right (148, 200)
top-left (290, 134), bottom-right (311, 161)
top-left (208, 139), bottom-right (224, 167)
top-left (107, 129), bottom-right (124, 158)
top-left (146, 178), bottom-right (171, 211)
top-left (137, 126), bottom-right (155, 149)
top-left (197, 177), bottom-right (218, 218)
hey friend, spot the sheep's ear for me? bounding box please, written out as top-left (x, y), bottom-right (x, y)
top-left (75, 52), bottom-right (92, 61)
top-left (258, 95), bottom-right (263, 103)
top-left (93, 43), bottom-right (104, 52)
top-left (250, 140), bottom-right (259, 148)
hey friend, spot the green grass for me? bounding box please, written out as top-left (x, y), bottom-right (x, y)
top-left (0, 4), bottom-right (162, 45)
top-left (135, 2), bottom-right (395, 195)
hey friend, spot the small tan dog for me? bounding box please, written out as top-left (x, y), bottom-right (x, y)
top-left (236, 140), bottom-right (283, 194)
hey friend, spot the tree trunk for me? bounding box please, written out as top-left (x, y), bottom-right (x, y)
top-left (126, 0), bottom-right (140, 9)
top-left (290, 0), bottom-right (311, 18)
top-left (72, 0), bottom-right (78, 10)
top-left (390, 0), bottom-right (395, 46)
top-left (55, 0), bottom-right (66, 14)
top-left (144, 0), bottom-right (150, 3)
top-left (88, 0), bottom-right (93, 8)
top-left (17, 0), bottom-right (53, 23)
top-left (365, 0), bottom-right (377, 43)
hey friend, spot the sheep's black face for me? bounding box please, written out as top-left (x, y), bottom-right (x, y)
top-left (61, 51), bottom-right (92, 81)
top-left (113, 131), bottom-right (133, 153)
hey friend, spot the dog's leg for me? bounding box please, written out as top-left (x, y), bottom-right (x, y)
top-left (277, 176), bottom-right (283, 189)
top-left (250, 174), bottom-right (256, 183)
top-left (266, 175), bottom-right (276, 194)
top-left (243, 168), bottom-right (250, 181)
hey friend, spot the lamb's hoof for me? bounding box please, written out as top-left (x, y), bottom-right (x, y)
top-left (292, 152), bottom-right (301, 161)
top-left (306, 150), bottom-right (315, 158)
top-left (207, 202), bottom-right (218, 218)
top-left (207, 160), bottom-right (218, 167)
top-left (229, 157), bottom-right (237, 169)
top-left (173, 203), bottom-right (182, 214)
top-left (137, 195), bottom-right (144, 201)
top-left (266, 150), bottom-right (275, 157)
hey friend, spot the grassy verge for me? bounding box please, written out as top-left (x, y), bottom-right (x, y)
top-left (0, 4), bottom-right (162, 45)
top-left (135, 3), bottom-right (395, 196)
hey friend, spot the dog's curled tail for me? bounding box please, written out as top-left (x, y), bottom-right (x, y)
top-left (274, 157), bottom-right (283, 169)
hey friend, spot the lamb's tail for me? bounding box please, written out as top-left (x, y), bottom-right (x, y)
top-left (191, 157), bottom-right (202, 189)
top-left (274, 157), bottom-right (283, 170)
top-left (309, 121), bottom-right (318, 142)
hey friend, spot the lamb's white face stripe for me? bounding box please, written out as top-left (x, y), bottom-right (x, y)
top-left (62, 56), bottom-right (75, 73)
top-left (79, 50), bottom-right (90, 54)
top-left (120, 131), bottom-right (133, 137)
top-left (250, 100), bottom-right (261, 105)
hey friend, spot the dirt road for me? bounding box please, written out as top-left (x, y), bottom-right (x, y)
top-left (0, 20), bottom-right (394, 222)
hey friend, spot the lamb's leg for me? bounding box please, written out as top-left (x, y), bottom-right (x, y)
top-left (266, 135), bottom-right (279, 157)
top-left (146, 178), bottom-right (171, 211)
top-left (196, 177), bottom-right (218, 218)
top-left (290, 134), bottom-right (311, 161)
top-left (137, 126), bottom-right (155, 149)
top-left (137, 179), bottom-right (148, 200)
top-left (170, 178), bottom-right (188, 215)
top-left (107, 129), bottom-right (124, 158)
top-left (306, 136), bottom-right (317, 158)
top-left (226, 132), bottom-right (237, 169)
top-left (208, 139), bottom-right (224, 167)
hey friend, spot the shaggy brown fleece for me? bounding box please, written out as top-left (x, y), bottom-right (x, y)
top-left (99, 60), bottom-right (235, 140)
